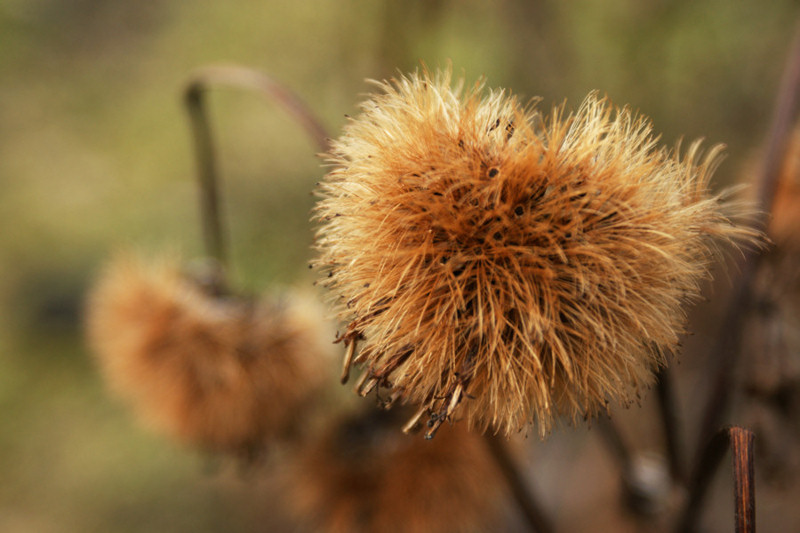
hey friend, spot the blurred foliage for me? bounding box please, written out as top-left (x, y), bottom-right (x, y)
top-left (0, 0), bottom-right (798, 531)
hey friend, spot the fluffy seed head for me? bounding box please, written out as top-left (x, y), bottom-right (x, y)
top-left (86, 252), bottom-right (330, 454)
top-left (314, 69), bottom-right (758, 437)
top-left (285, 408), bottom-right (504, 533)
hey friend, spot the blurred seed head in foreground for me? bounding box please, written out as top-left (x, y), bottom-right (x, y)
top-left (314, 68), bottom-right (760, 438)
top-left (86, 252), bottom-right (330, 455)
top-left (285, 408), bottom-right (505, 533)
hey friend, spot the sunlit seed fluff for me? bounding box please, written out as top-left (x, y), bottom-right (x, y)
top-left (313, 69), bottom-right (760, 438)
top-left (285, 408), bottom-right (505, 533)
top-left (86, 252), bottom-right (330, 454)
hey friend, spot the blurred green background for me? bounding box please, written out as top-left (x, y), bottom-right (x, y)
top-left (1, 0), bottom-right (797, 531)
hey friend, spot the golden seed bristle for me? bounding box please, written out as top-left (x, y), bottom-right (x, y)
top-left (314, 69), bottom-right (760, 436)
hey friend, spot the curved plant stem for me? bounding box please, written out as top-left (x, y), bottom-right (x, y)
top-left (183, 64), bottom-right (330, 267)
top-left (483, 433), bottom-right (555, 533)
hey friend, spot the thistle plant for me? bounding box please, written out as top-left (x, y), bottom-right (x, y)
top-left (86, 253), bottom-right (329, 454)
top-left (313, 69), bottom-right (757, 438)
top-left (85, 65), bottom-right (336, 456)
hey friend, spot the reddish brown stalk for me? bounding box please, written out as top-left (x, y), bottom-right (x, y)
top-left (731, 428), bottom-right (756, 533)
top-left (676, 426), bottom-right (756, 533)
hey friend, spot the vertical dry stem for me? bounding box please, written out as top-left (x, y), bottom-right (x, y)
top-left (185, 87), bottom-right (226, 265)
top-left (483, 433), bottom-right (555, 533)
top-left (655, 367), bottom-right (686, 484)
top-left (676, 426), bottom-right (756, 533)
top-left (730, 427), bottom-right (756, 533)
top-left (596, 415), bottom-right (633, 474)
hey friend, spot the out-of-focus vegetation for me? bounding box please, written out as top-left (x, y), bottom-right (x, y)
top-left (0, 1), bottom-right (797, 531)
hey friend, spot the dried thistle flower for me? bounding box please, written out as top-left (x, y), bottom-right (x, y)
top-left (86, 252), bottom-right (330, 454)
top-left (313, 69), bottom-right (758, 437)
top-left (285, 408), bottom-right (505, 533)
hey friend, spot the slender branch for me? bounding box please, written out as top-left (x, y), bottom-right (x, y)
top-left (730, 427), bottom-right (756, 533)
top-left (185, 87), bottom-right (227, 266)
top-left (182, 64), bottom-right (331, 267)
top-left (675, 426), bottom-right (756, 533)
top-left (692, 17), bottom-right (800, 474)
top-left (676, 427), bottom-right (731, 532)
top-left (655, 366), bottom-right (685, 484)
top-left (596, 414), bottom-right (671, 517)
top-left (596, 414), bottom-right (633, 473)
top-left (483, 433), bottom-right (555, 533)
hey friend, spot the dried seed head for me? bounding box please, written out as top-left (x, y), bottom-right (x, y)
top-left (86, 252), bottom-right (330, 454)
top-left (313, 69), bottom-right (759, 437)
top-left (285, 408), bottom-right (504, 533)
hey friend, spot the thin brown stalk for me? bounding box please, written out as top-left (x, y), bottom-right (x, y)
top-left (730, 427), bottom-right (756, 533)
top-left (596, 414), bottom-right (670, 517)
top-left (183, 64), bottom-right (330, 266)
top-left (596, 414), bottom-right (634, 474)
top-left (676, 426), bottom-right (756, 533)
top-left (483, 433), bottom-right (555, 533)
top-left (655, 367), bottom-right (685, 484)
top-left (184, 87), bottom-right (226, 265)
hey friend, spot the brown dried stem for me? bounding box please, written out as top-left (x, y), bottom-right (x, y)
top-left (675, 426), bottom-right (756, 533)
top-left (731, 428), bottom-right (756, 533)
top-left (655, 366), bottom-right (686, 484)
top-left (596, 414), bottom-right (666, 517)
top-left (183, 64), bottom-right (330, 267)
top-left (596, 414), bottom-right (633, 475)
top-left (483, 433), bottom-right (555, 533)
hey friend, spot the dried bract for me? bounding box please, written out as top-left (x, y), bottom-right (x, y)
top-left (314, 69), bottom-right (758, 437)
